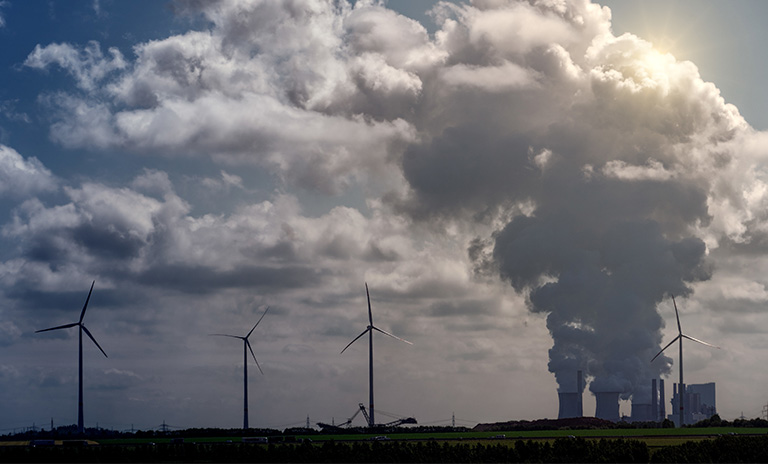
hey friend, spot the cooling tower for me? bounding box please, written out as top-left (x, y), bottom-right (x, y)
top-left (577, 371), bottom-right (583, 417)
top-left (631, 403), bottom-right (652, 422)
top-left (557, 370), bottom-right (584, 419)
top-left (558, 393), bottom-right (580, 418)
top-left (594, 391), bottom-right (620, 422)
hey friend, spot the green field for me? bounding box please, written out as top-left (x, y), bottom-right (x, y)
top-left (5, 431), bottom-right (768, 463)
top-left (294, 427), bottom-right (768, 441)
top-left (89, 426), bottom-right (768, 446)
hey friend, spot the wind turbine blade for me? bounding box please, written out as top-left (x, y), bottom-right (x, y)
top-left (670, 294), bottom-right (682, 335)
top-left (372, 326), bottom-right (413, 345)
top-left (247, 306), bottom-right (269, 338)
top-left (79, 281), bottom-right (95, 323)
top-left (340, 328), bottom-right (370, 354)
top-left (36, 322), bottom-right (78, 333)
top-left (682, 334), bottom-right (720, 349)
top-left (651, 334), bottom-right (681, 362)
top-left (365, 283), bottom-right (373, 326)
top-left (209, 334), bottom-right (243, 340)
top-left (81, 325), bottom-right (108, 358)
top-left (246, 340), bottom-right (264, 375)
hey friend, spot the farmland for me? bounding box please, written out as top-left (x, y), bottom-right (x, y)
top-left (3, 427), bottom-right (768, 462)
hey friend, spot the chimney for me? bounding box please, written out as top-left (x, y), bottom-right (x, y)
top-left (652, 379), bottom-right (658, 422)
top-left (659, 379), bottom-right (665, 421)
top-left (594, 391), bottom-right (620, 422)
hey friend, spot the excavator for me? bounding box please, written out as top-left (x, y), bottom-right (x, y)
top-left (317, 403), bottom-right (417, 431)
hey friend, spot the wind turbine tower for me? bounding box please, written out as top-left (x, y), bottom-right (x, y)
top-left (341, 283), bottom-right (412, 427)
top-left (210, 306), bottom-right (269, 430)
top-left (36, 281), bottom-right (107, 435)
top-left (651, 295), bottom-right (719, 426)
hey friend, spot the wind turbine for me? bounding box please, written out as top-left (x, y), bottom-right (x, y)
top-left (210, 306), bottom-right (269, 430)
top-left (651, 294), bottom-right (719, 427)
top-left (35, 281), bottom-right (107, 435)
top-left (341, 283), bottom-right (412, 427)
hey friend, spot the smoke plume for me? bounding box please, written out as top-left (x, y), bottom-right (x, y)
top-left (389, 0), bottom-right (742, 400)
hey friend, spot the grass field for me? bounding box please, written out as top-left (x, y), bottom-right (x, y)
top-left (84, 426), bottom-right (768, 446)
top-left (292, 427), bottom-right (768, 441)
top-left (4, 430), bottom-right (768, 463)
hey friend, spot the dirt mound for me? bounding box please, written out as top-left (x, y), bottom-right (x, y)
top-left (473, 417), bottom-right (616, 432)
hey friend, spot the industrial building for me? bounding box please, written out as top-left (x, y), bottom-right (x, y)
top-left (556, 375), bottom-right (714, 425)
top-left (669, 382), bottom-right (716, 426)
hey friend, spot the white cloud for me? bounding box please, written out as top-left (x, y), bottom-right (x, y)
top-left (440, 61), bottom-right (537, 91)
top-left (24, 41), bottom-right (127, 91)
top-left (0, 145), bottom-right (57, 197)
top-left (0, 1), bottom-right (7, 29)
top-left (601, 159), bottom-right (674, 182)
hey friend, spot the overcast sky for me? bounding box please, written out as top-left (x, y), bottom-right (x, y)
top-left (2, 0), bottom-right (768, 433)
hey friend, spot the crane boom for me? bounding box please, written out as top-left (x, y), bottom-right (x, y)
top-left (358, 403), bottom-right (371, 426)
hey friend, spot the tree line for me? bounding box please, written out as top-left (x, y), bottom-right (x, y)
top-left (2, 435), bottom-right (768, 462)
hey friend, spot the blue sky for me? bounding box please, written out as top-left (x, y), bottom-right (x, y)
top-left (2, 0), bottom-right (768, 433)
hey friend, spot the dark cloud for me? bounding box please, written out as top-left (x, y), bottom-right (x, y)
top-left (396, 126), bottom-right (534, 220)
top-left (427, 299), bottom-right (498, 318)
top-left (135, 264), bottom-right (326, 294)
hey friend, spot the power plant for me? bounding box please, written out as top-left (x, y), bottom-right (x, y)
top-left (669, 382), bottom-right (717, 426)
top-left (555, 372), bottom-right (716, 426)
top-left (652, 295), bottom-right (719, 426)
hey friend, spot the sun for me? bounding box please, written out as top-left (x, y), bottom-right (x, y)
top-left (601, 0), bottom-right (716, 65)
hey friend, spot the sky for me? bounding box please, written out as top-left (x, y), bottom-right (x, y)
top-left (1, 0), bottom-right (768, 433)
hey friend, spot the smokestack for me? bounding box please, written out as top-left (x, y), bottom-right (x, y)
top-left (595, 391), bottom-right (620, 422)
top-left (557, 370), bottom-right (584, 419)
top-left (652, 379), bottom-right (658, 422)
top-left (659, 379), bottom-right (666, 421)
